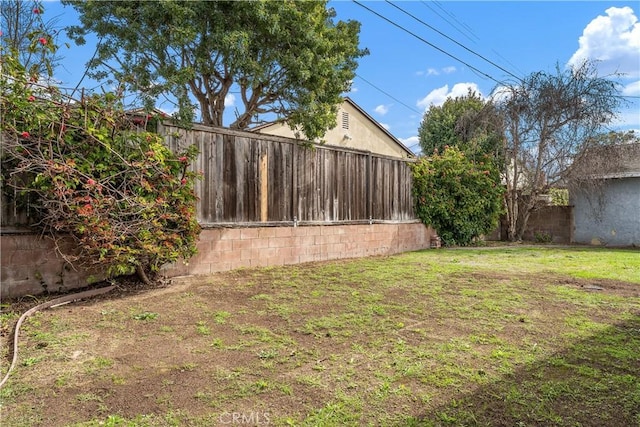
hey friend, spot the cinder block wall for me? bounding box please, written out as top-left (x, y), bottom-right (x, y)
top-left (490, 206), bottom-right (573, 243)
top-left (521, 206), bottom-right (573, 243)
top-left (1, 222), bottom-right (434, 298)
top-left (162, 222), bottom-right (434, 277)
top-left (0, 233), bottom-right (107, 299)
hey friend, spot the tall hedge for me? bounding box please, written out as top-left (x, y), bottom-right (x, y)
top-left (411, 147), bottom-right (503, 246)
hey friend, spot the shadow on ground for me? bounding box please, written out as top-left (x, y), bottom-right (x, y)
top-left (406, 315), bottom-right (640, 426)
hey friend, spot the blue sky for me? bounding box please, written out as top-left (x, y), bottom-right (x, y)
top-left (43, 1), bottom-right (640, 153)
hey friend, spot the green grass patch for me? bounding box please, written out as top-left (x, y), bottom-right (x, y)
top-left (1, 247), bottom-right (638, 426)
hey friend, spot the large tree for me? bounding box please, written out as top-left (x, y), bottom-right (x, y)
top-left (63, 0), bottom-right (367, 140)
top-left (418, 90), bottom-right (503, 163)
top-left (494, 61), bottom-right (624, 241)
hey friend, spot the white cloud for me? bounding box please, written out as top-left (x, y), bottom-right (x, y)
top-left (568, 6), bottom-right (640, 78)
top-left (374, 104), bottom-right (389, 115)
top-left (418, 66), bottom-right (457, 77)
top-left (400, 135), bottom-right (421, 154)
top-left (612, 107), bottom-right (640, 130)
top-left (622, 80), bottom-right (640, 96)
top-left (225, 93), bottom-right (236, 107)
top-left (489, 85), bottom-right (512, 104)
top-left (417, 82), bottom-right (482, 110)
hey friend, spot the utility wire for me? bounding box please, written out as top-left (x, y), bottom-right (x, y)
top-left (386, 1), bottom-right (522, 81)
top-left (432, 0), bottom-right (480, 42)
top-left (420, 0), bottom-right (478, 43)
top-left (422, 0), bottom-right (524, 77)
top-left (355, 73), bottom-right (422, 115)
top-left (352, 0), bottom-right (507, 86)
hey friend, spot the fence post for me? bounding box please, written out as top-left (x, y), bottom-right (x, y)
top-left (292, 142), bottom-right (298, 222)
top-left (367, 152), bottom-right (372, 221)
top-left (260, 151), bottom-right (268, 222)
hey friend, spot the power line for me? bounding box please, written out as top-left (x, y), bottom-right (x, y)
top-left (422, 0), bottom-right (525, 78)
top-left (420, 0), bottom-right (478, 43)
top-left (355, 74), bottom-right (422, 115)
top-left (385, 1), bottom-right (522, 81)
top-left (432, 0), bottom-right (480, 42)
top-left (352, 0), bottom-right (507, 87)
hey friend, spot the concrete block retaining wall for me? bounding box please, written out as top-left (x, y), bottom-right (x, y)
top-left (489, 206), bottom-right (574, 243)
top-left (1, 222), bottom-right (434, 299)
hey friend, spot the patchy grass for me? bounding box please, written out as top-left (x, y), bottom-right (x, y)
top-left (0, 246), bottom-right (638, 426)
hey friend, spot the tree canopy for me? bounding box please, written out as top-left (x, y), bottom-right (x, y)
top-left (418, 90), bottom-right (502, 162)
top-left (64, 0), bottom-right (368, 140)
top-left (494, 61), bottom-right (624, 240)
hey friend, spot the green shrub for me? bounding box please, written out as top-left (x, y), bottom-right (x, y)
top-left (411, 147), bottom-right (504, 246)
top-left (1, 31), bottom-right (200, 282)
top-left (534, 231), bottom-right (553, 244)
top-left (549, 188), bottom-right (569, 206)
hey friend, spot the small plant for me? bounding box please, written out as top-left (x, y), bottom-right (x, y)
top-left (179, 362), bottom-right (197, 372)
top-left (133, 312), bottom-right (158, 321)
top-left (84, 357), bottom-right (114, 374)
top-left (254, 380), bottom-right (270, 391)
top-left (76, 392), bottom-right (103, 403)
top-left (213, 311), bottom-right (231, 324)
top-left (196, 321), bottom-right (211, 336)
top-left (111, 375), bottom-right (126, 385)
top-left (257, 348), bottom-right (279, 360)
top-left (21, 357), bottom-right (40, 367)
top-left (534, 231), bottom-right (553, 244)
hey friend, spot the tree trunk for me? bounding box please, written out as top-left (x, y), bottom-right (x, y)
top-left (504, 188), bottom-right (519, 241)
top-left (136, 265), bottom-right (153, 286)
top-left (515, 209), bottom-right (531, 241)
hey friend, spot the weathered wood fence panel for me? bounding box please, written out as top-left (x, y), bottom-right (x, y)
top-left (1, 123), bottom-right (417, 228)
top-left (162, 123), bottom-right (416, 225)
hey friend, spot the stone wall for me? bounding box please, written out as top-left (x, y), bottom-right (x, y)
top-left (1, 222), bottom-right (435, 299)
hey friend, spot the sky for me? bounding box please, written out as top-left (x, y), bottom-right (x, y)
top-left (40, 1), bottom-right (640, 154)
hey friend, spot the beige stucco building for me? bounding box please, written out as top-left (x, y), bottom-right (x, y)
top-left (253, 97), bottom-right (413, 159)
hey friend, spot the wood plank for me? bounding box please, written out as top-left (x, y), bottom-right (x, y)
top-left (260, 151), bottom-right (268, 222)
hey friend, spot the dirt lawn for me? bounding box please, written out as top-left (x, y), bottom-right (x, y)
top-left (1, 247), bottom-right (639, 426)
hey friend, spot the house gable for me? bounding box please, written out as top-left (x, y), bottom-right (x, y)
top-left (252, 98), bottom-right (413, 159)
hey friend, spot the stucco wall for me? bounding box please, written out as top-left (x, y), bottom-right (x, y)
top-left (572, 177), bottom-right (640, 246)
top-left (1, 222), bottom-right (434, 299)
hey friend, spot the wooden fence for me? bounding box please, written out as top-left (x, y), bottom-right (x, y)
top-left (1, 123), bottom-right (417, 229)
top-left (161, 123), bottom-right (416, 225)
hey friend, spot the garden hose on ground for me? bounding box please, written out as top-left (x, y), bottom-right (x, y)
top-left (0, 285), bottom-right (116, 389)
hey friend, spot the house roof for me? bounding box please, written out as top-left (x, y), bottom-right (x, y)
top-left (572, 143), bottom-right (640, 179)
top-left (251, 97), bottom-right (414, 157)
